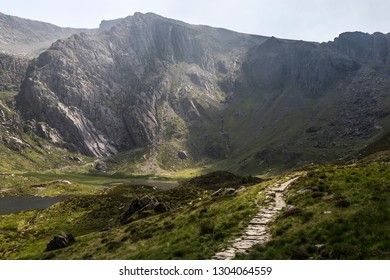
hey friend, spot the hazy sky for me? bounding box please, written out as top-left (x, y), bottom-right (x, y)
top-left (1, 0), bottom-right (390, 42)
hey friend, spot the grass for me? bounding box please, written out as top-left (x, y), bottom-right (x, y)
top-left (0, 170), bottom-right (178, 198)
top-left (1, 161), bottom-right (390, 260)
top-left (238, 162), bottom-right (390, 259)
top-left (22, 172), bottom-right (154, 187)
top-left (0, 172), bottom-right (271, 259)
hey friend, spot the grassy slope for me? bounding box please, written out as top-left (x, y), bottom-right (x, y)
top-left (239, 162), bottom-right (390, 259)
top-left (0, 177), bottom-right (272, 260)
top-left (1, 158), bottom-right (389, 260)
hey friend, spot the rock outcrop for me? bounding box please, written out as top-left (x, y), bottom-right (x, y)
top-left (0, 53), bottom-right (28, 91)
top-left (45, 232), bottom-right (76, 251)
top-left (121, 195), bottom-right (170, 223)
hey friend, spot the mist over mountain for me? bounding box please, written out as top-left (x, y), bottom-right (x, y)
top-left (1, 12), bottom-right (390, 173)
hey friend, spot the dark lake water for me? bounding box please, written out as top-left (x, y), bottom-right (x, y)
top-left (0, 196), bottom-right (66, 215)
top-left (0, 180), bottom-right (178, 215)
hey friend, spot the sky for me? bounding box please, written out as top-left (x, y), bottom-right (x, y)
top-left (1, 0), bottom-right (390, 43)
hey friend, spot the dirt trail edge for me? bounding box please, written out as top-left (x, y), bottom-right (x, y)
top-left (212, 177), bottom-right (300, 260)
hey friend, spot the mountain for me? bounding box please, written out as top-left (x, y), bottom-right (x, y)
top-left (0, 12), bottom-right (91, 55)
top-left (16, 13), bottom-right (266, 161)
top-left (1, 12), bottom-right (390, 262)
top-left (223, 32), bottom-right (390, 172)
top-left (0, 13), bottom-right (93, 172)
top-left (2, 12), bottom-right (390, 174)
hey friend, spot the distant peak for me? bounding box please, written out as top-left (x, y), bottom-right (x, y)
top-left (99, 18), bottom-right (124, 31)
top-left (260, 36), bottom-right (284, 48)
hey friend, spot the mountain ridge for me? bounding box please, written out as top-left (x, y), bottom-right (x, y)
top-left (0, 11), bottom-right (94, 56)
top-left (1, 12), bottom-right (390, 174)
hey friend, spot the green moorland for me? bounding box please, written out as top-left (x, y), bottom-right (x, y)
top-left (238, 161), bottom-right (390, 260)
top-left (0, 172), bottom-right (270, 259)
top-left (1, 157), bottom-right (389, 259)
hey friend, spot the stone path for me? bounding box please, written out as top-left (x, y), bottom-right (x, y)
top-left (212, 177), bottom-right (299, 260)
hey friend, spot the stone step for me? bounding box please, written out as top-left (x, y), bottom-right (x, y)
top-left (246, 225), bottom-right (267, 231)
top-left (232, 241), bottom-right (257, 250)
top-left (245, 230), bottom-right (267, 236)
top-left (214, 251), bottom-right (235, 257)
top-left (250, 219), bottom-right (270, 225)
top-left (245, 235), bottom-right (269, 241)
top-left (257, 213), bottom-right (275, 218)
top-left (253, 215), bottom-right (274, 221)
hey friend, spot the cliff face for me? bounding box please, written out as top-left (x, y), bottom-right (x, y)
top-left (224, 32), bottom-right (390, 171)
top-left (12, 13), bottom-right (390, 171)
top-left (0, 53), bottom-right (28, 91)
top-left (16, 13), bottom-right (266, 157)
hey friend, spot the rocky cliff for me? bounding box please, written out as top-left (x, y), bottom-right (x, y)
top-left (223, 32), bottom-right (390, 171)
top-left (11, 13), bottom-right (390, 172)
top-left (0, 53), bottom-right (28, 91)
top-left (16, 13), bottom-right (266, 157)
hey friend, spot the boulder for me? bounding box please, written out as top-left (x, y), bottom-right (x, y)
top-left (54, 180), bottom-right (72, 185)
top-left (225, 188), bottom-right (236, 195)
top-left (121, 196), bottom-right (170, 223)
top-left (45, 232), bottom-right (76, 252)
top-left (177, 151), bottom-right (188, 160)
top-left (154, 202), bottom-right (170, 213)
top-left (235, 186), bottom-right (246, 193)
top-left (94, 160), bottom-right (107, 171)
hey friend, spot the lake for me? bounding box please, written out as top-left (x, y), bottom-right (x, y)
top-left (0, 180), bottom-right (179, 215)
top-left (0, 196), bottom-right (66, 215)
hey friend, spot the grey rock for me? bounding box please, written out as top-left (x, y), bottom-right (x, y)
top-left (0, 54), bottom-right (28, 91)
top-left (121, 195), bottom-right (170, 223)
top-left (177, 151), bottom-right (188, 160)
top-left (225, 188), bottom-right (235, 195)
top-left (235, 186), bottom-right (246, 193)
top-left (211, 188), bottom-right (224, 197)
top-left (54, 180), bottom-right (72, 185)
top-left (94, 160), bottom-right (107, 171)
top-left (36, 122), bottom-right (62, 143)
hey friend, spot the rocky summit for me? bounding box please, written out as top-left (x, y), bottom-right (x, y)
top-left (2, 12), bottom-right (390, 173)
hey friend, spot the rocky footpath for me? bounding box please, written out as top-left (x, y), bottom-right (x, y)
top-left (212, 177), bottom-right (299, 260)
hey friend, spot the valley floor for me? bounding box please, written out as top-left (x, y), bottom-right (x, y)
top-left (0, 160), bottom-right (389, 260)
